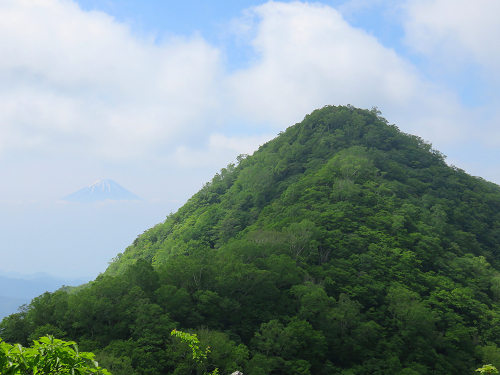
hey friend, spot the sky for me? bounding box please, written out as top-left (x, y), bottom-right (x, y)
top-left (1, 0), bottom-right (499, 279)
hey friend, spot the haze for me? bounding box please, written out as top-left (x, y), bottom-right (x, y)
top-left (1, 0), bottom-right (499, 280)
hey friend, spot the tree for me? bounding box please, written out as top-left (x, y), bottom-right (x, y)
top-left (171, 329), bottom-right (219, 375)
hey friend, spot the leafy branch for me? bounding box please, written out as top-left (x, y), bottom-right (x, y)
top-left (171, 329), bottom-right (218, 375)
top-left (0, 335), bottom-right (111, 374)
top-left (477, 364), bottom-right (499, 374)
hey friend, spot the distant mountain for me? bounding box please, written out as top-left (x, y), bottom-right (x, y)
top-left (0, 273), bottom-right (90, 319)
top-left (62, 179), bottom-right (144, 202)
top-left (0, 276), bottom-right (72, 299)
top-left (0, 296), bottom-right (29, 319)
top-left (0, 270), bottom-right (89, 285)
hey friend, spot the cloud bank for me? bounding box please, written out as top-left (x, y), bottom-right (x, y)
top-left (401, 0), bottom-right (500, 147)
top-left (0, 0), bottom-right (222, 162)
top-left (0, 0), bottom-right (496, 184)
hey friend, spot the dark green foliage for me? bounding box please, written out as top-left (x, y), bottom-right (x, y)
top-left (4, 105), bottom-right (500, 374)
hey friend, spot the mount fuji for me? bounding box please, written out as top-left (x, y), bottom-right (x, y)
top-left (62, 179), bottom-right (144, 202)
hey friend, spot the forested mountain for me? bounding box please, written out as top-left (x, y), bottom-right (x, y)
top-left (3, 105), bottom-right (500, 374)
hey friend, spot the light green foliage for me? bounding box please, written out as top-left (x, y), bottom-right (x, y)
top-left (477, 364), bottom-right (499, 374)
top-left (171, 330), bottom-right (219, 375)
top-left (171, 330), bottom-right (210, 364)
top-left (0, 335), bottom-right (111, 374)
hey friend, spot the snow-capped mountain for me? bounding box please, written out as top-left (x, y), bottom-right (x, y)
top-left (62, 179), bottom-right (144, 202)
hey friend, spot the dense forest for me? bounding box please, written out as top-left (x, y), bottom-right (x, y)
top-left (3, 105), bottom-right (500, 374)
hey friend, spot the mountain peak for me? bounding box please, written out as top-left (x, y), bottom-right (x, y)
top-left (88, 179), bottom-right (119, 192)
top-left (62, 179), bottom-right (144, 202)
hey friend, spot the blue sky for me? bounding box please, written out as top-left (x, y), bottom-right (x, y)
top-left (1, 0), bottom-right (499, 278)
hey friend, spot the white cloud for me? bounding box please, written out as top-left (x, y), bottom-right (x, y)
top-left (226, 1), bottom-right (470, 145)
top-left (403, 0), bottom-right (500, 73)
top-left (173, 133), bottom-right (274, 168)
top-left (399, 0), bottom-right (500, 147)
top-left (0, 0), bottom-right (223, 160)
top-left (0, 0), bottom-right (488, 173)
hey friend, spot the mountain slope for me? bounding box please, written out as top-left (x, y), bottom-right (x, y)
top-left (108, 105), bottom-right (500, 274)
top-left (3, 105), bottom-right (500, 375)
